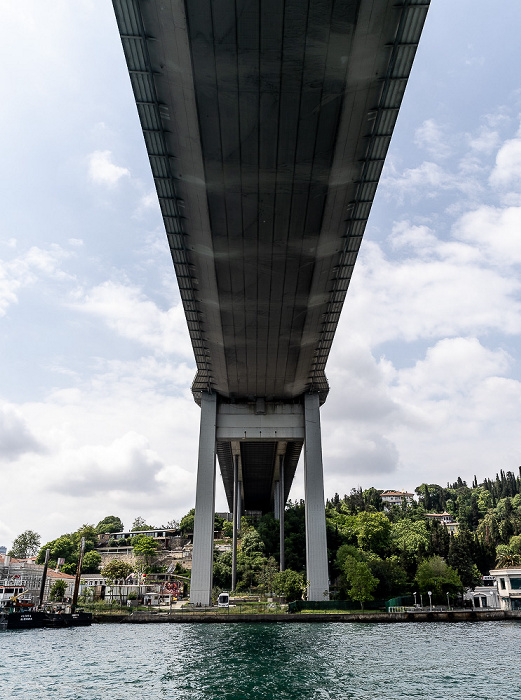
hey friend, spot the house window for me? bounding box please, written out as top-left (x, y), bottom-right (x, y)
top-left (510, 578), bottom-right (521, 590)
top-left (500, 578), bottom-right (506, 590)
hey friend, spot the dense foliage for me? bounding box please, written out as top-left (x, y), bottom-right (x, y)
top-left (213, 468), bottom-right (521, 604)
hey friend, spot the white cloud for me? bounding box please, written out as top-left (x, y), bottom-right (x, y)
top-left (469, 127), bottom-right (500, 154)
top-left (382, 160), bottom-right (481, 203)
top-left (0, 404), bottom-right (45, 461)
top-left (0, 245), bottom-right (71, 316)
top-left (87, 150), bottom-right (130, 186)
top-left (414, 119), bottom-right (451, 158)
top-left (48, 431), bottom-right (164, 496)
top-left (453, 205), bottom-right (521, 266)
top-left (489, 130), bottom-right (521, 191)
top-left (73, 281), bottom-right (193, 358)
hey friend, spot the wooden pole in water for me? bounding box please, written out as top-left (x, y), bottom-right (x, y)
top-left (72, 537), bottom-right (85, 612)
top-left (38, 549), bottom-right (50, 608)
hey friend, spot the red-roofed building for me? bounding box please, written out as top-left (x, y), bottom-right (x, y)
top-left (381, 491), bottom-right (415, 510)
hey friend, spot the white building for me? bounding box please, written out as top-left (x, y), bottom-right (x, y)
top-left (489, 567), bottom-right (521, 611)
top-left (425, 512), bottom-right (459, 535)
top-left (381, 491), bottom-right (415, 509)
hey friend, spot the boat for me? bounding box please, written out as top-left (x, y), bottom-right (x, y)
top-left (0, 607), bottom-right (92, 630)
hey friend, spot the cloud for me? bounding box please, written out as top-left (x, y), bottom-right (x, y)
top-left (414, 119), bottom-right (451, 158)
top-left (453, 205), bottom-right (521, 267)
top-left (47, 431), bottom-right (164, 496)
top-left (382, 160), bottom-right (481, 203)
top-left (469, 127), bottom-right (500, 154)
top-left (0, 245), bottom-right (71, 316)
top-left (489, 130), bottom-right (521, 191)
top-left (72, 281), bottom-right (193, 358)
top-left (0, 404), bottom-right (45, 460)
top-left (87, 150), bottom-right (130, 186)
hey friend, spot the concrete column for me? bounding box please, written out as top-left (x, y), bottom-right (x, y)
top-left (303, 393), bottom-right (329, 601)
top-left (237, 481), bottom-right (242, 533)
top-left (190, 391), bottom-right (217, 605)
top-left (274, 480), bottom-right (280, 520)
top-left (279, 454), bottom-right (285, 571)
top-left (231, 453), bottom-right (239, 591)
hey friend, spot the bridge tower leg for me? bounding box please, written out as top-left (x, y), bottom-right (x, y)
top-left (304, 393), bottom-right (330, 601)
top-left (189, 391), bottom-right (217, 606)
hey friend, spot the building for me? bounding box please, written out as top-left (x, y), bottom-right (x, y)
top-left (381, 491), bottom-right (415, 509)
top-left (425, 512), bottom-right (459, 535)
top-left (489, 567), bottom-right (521, 610)
top-left (0, 554), bottom-right (75, 604)
top-left (463, 577), bottom-right (500, 609)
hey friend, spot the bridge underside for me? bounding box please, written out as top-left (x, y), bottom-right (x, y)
top-left (112, 0), bottom-right (429, 603)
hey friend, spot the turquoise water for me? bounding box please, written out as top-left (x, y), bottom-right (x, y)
top-left (1, 621), bottom-right (520, 699)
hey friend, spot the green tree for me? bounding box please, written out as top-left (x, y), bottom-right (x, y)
top-left (8, 530), bottom-right (41, 558)
top-left (96, 516), bottom-right (124, 534)
top-left (391, 519), bottom-right (429, 556)
top-left (179, 509), bottom-right (195, 534)
top-left (37, 535), bottom-right (76, 566)
top-left (368, 557), bottom-right (409, 600)
top-left (131, 516), bottom-right (155, 532)
top-left (81, 550), bottom-right (102, 574)
top-left (415, 556), bottom-right (462, 602)
top-left (447, 527), bottom-right (481, 589)
top-left (49, 579), bottom-right (67, 601)
top-left (272, 569), bottom-right (305, 602)
top-left (132, 534), bottom-right (160, 568)
top-left (343, 556), bottom-right (379, 611)
top-left (355, 512), bottom-right (391, 554)
top-left (101, 559), bottom-right (134, 583)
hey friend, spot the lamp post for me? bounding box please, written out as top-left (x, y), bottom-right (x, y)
top-left (413, 591), bottom-right (417, 607)
top-left (428, 590), bottom-right (432, 611)
top-left (446, 592), bottom-right (450, 610)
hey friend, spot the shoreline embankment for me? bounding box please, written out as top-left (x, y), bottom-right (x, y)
top-left (93, 609), bottom-right (521, 624)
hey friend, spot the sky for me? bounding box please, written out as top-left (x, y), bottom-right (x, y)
top-left (1, 0), bottom-right (521, 548)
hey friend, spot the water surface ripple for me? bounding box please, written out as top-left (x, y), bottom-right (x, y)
top-left (1, 621), bottom-right (520, 699)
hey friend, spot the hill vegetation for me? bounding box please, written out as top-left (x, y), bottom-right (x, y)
top-left (10, 468), bottom-right (521, 604)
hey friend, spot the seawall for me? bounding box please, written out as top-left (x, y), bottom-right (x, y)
top-left (93, 610), bottom-right (521, 624)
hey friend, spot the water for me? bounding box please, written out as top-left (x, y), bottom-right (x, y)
top-left (1, 621), bottom-right (520, 699)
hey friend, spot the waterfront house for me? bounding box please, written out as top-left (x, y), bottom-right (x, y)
top-left (489, 567), bottom-right (521, 610)
top-left (0, 554), bottom-right (75, 603)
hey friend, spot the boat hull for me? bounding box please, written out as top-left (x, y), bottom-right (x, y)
top-left (0, 611), bottom-right (92, 629)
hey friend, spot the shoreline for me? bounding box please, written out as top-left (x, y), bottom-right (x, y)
top-left (92, 609), bottom-right (521, 624)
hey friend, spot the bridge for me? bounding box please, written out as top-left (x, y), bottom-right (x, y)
top-left (112, 0), bottom-right (429, 603)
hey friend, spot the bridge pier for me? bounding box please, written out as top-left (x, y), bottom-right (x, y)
top-left (189, 394), bottom-right (329, 605)
top-left (304, 394), bottom-right (330, 601)
top-left (189, 392), bottom-right (217, 606)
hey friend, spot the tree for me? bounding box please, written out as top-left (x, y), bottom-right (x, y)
top-left (272, 569), bottom-right (306, 602)
top-left (131, 516), bottom-right (155, 532)
top-left (82, 550), bottom-right (102, 574)
top-left (447, 527), bottom-right (481, 589)
top-left (101, 559), bottom-right (134, 583)
top-left (179, 509), bottom-right (195, 534)
top-left (49, 579), bottom-right (67, 601)
top-left (96, 516), bottom-right (124, 534)
top-left (8, 530), bottom-right (41, 558)
top-left (391, 520), bottom-right (429, 556)
top-left (132, 534), bottom-right (160, 569)
top-left (343, 556), bottom-right (379, 611)
top-left (415, 556), bottom-right (462, 602)
top-left (355, 512), bottom-right (391, 554)
top-left (368, 557), bottom-right (409, 600)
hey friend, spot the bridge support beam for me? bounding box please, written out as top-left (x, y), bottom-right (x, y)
top-left (304, 393), bottom-right (330, 601)
top-left (190, 392), bottom-right (217, 606)
top-left (279, 454), bottom-right (285, 571)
